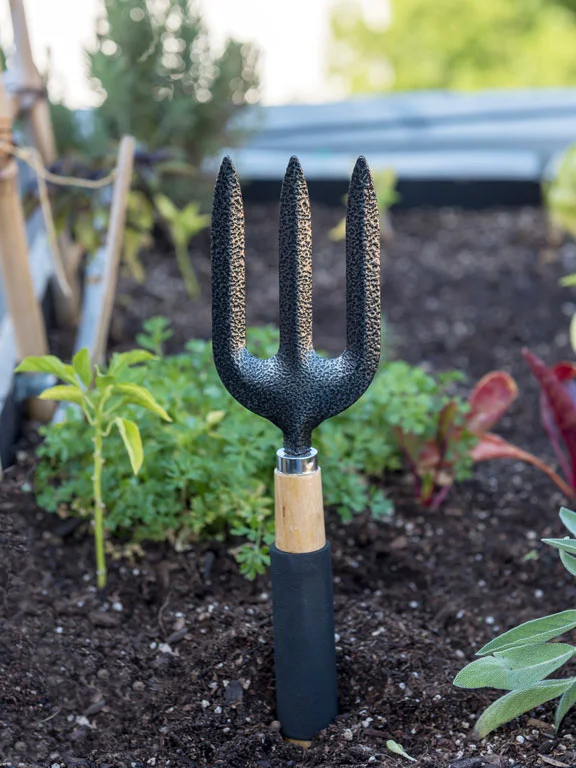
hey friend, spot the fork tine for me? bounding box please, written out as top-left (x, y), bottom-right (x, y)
top-left (279, 156), bottom-right (313, 363)
top-left (212, 156), bottom-right (246, 374)
top-left (345, 156), bottom-right (381, 370)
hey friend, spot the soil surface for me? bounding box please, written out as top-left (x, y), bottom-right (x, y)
top-left (4, 205), bottom-right (576, 767)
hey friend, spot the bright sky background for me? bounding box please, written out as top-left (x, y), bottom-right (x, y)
top-left (0, 0), bottom-right (384, 107)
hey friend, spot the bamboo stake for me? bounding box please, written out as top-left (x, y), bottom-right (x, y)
top-left (0, 73), bottom-right (47, 359)
top-left (9, 0), bottom-right (56, 164)
top-left (90, 135), bottom-right (135, 365)
top-left (0, 70), bottom-right (52, 421)
top-left (9, 0), bottom-right (81, 328)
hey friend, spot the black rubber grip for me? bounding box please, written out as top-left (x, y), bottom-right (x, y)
top-left (270, 542), bottom-right (338, 741)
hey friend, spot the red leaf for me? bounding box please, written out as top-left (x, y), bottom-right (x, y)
top-left (539, 388), bottom-right (572, 485)
top-left (437, 401), bottom-right (459, 445)
top-left (415, 441), bottom-right (441, 473)
top-left (523, 348), bottom-right (576, 487)
top-left (471, 433), bottom-right (574, 498)
top-left (552, 362), bottom-right (576, 383)
top-left (466, 371), bottom-right (518, 436)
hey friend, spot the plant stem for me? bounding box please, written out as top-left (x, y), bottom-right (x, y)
top-left (93, 411), bottom-right (106, 588)
top-left (175, 241), bottom-right (199, 298)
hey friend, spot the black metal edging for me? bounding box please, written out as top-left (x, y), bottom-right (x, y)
top-left (241, 178), bottom-right (542, 209)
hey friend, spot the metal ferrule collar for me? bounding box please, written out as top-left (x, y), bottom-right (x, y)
top-left (276, 447), bottom-right (318, 475)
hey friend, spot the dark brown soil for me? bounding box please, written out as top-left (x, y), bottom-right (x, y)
top-left (4, 205), bottom-right (576, 767)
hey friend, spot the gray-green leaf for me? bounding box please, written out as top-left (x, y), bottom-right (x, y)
top-left (555, 679), bottom-right (576, 730)
top-left (560, 507), bottom-right (576, 537)
top-left (72, 348), bottom-right (92, 388)
top-left (543, 538), bottom-right (576, 556)
top-left (560, 550), bottom-right (576, 578)
top-left (385, 740), bottom-right (417, 762)
top-left (114, 417), bottom-right (143, 475)
top-left (113, 383), bottom-right (171, 421)
top-left (475, 679), bottom-right (573, 738)
top-left (454, 643), bottom-right (575, 691)
top-left (478, 611), bottom-right (576, 655)
top-left (15, 355), bottom-right (76, 385)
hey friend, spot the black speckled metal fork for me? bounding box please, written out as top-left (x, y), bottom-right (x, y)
top-left (211, 155), bottom-right (381, 742)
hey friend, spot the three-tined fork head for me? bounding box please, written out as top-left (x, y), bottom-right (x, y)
top-left (211, 155), bottom-right (381, 456)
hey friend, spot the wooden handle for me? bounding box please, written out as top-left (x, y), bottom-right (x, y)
top-left (274, 468), bottom-right (326, 554)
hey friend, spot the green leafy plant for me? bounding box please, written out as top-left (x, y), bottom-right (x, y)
top-left (545, 143), bottom-right (576, 245)
top-left (546, 144), bottom-right (576, 351)
top-left (35, 327), bottom-right (394, 578)
top-left (454, 507), bottom-right (576, 736)
top-left (16, 348), bottom-right (171, 587)
top-left (329, 168), bottom-right (399, 243)
top-left (154, 194), bottom-right (210, 297)
top-left (136, 315), bottom-right (174, 356)
top-left (32, 327), bottom-right (444, 574)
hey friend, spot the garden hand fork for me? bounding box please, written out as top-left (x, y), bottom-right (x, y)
top-left (211, 155), bottom-right (381, 742)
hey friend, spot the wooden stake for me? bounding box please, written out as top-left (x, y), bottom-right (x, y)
top-left (9, 0), bottom-right (82, 329)
top-left (9, 0), bottom-right (56, 164)
top-left (0, 74), bottom-right (47, 360)
top-left (87, 135), bottom-right (135, 365)
top-left (0, 70), bottom-right (52, 421)
top-left (274, 468), bottom-right (326, 554)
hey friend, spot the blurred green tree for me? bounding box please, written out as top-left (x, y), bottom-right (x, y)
top-left (88, 0), bottom-right (259, 167)
top-left (329, 0), bottom-right (576, 93)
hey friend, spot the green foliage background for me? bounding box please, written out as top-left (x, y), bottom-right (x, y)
top-left (87, 0), bottom-right (259, 169)
top-left (329, 0), bottom-right (576, 93)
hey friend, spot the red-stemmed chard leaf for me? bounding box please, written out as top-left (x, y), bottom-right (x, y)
top-left (552, 362), bottom-right (576, 383)
top-left (471, 433), bottom-right (574, 499)
top-left (536, 362), bottom-right (576, 485)
top-left (436, 400), bottom-right (459, 446)
top-left (466, 372), bottom-right (518, 435)
top-left (522, 349), bottom-right (576, 488)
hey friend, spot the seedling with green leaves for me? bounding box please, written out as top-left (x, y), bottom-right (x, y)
top-left (154, 194), bottom-right (210, 298)
top-left (15, 348), bottom-right (171, 588)
top-left (454, 507), bottom-right (576, 736)
top-left (545, 143), bottom-right (576, 245)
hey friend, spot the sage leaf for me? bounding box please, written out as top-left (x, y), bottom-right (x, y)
top-left (478, 611), bottom-right (576, 655)
top-left (114, 417), bottom-right (143, 475)
top-left (113, 383), bottom-right (171, 421)
top-left (475, 679), bottom-right (573, 738)
top-left (560, 507), bottom-right (576, 537)
top-left (555, 679), bottom-right (576, 731)
top-left (543, 538), bottom-right (576, 556)
top-left (72, 348), bottom-right (92, 388)
top-left (560, 550), bottom-right (576, 578)
top-left (385, 740), bottom-right (417, 762)
top-left (15, 355), bottom-right (76, 385)
top-left (454, 643), bottom-right (575, 691)
top-left (39, 385), bottom-right (84, 406)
